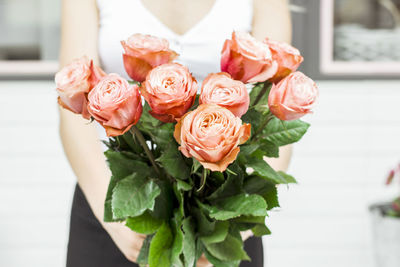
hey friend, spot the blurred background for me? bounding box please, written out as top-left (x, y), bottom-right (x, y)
top-left (0, 0), bottom-right (399, 266)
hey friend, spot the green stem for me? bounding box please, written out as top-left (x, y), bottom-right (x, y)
top-left (251, 112), bottom-right (274, 141)
top-left (130, 125), bottom-right (160, 176)
top-left (197, 169), bottom-right (208, 193)
top-left (252, 82), bottom-right (270, 106)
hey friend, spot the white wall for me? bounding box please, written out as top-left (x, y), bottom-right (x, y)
top-left (0, 81), bottom-right (75, 267)
top-left (0, 80), bottom-right (399, 267)
top-left (264, 80), bottom-right (400, 267)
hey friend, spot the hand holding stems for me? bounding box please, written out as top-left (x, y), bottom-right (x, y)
top-left (102, 221), bottom-right (146, 263)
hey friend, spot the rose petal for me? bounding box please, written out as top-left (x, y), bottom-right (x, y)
top-left (200, 147), bottom-right (240, 172)
top-left (122, 54), bottom-right (153, 82)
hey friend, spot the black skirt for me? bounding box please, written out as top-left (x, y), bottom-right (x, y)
top-left (67, 184), bottom-right (264, 267)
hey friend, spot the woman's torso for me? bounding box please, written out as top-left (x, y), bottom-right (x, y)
top-left (96, 0), bottom-right (254, 141)
top-left (97, 0), bottom-right (254, 82)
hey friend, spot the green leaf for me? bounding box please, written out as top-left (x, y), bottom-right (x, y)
top-left (244, 176), bottom-right (280, 210)
top-left (198, 193), bottom-right (268, 220)
top-left (204, 234), bottom-right (249, 261)
top-left (149, 223), bottom-right (173, 267)
top-left (125, 211), bottom-right (163, 234)
top-left (245, 157), bottom-right (292, 184)
top-left (239, 144), bottom-right (259, 157)
top-left (137, 103), bottom-right (161, 129)
top-left (204, 249), bottom-right (240, 267)
top-left (151, 180), bottom-right (174, 221)
top-left (210, 171), bottom-right (225, 185)
top-left (252, 224), bottom-right (271, 237)
top-left (254, 102), bottom-right (270, 114)
top-left (105, 150), bottom-right (150, 181)
top-left (173, 186), bottom-right (185, 220)
top-left (233, 215), bottom-right (266, 224)
top-left (182, 218), bottom-right (196, 267)
top-left (192, 207), bottom-right (215, 236)
top-left (249, 82), bottom-right (266, 106)
top-left (176, 179), bottom-right (193, 191)
top-left (251, 82), bottom-right (272, 114)
top-left (239, 140), bottom-right (279, 165)
top-left (200, 221), bottom-right (229, 244)
top-left (151, 123), bottom-right (175, 149)
top-left (233, 215), bottom-right (267, 232)
top-left (122, 131), bottom-right (144, 154)
top-left (278, 171), bottom-right (297, 183)
top-left (207, 165), bottom-right (243, 201)
top-left (104, 151), bottom-right (151, 222)
top-left (137, 103), bottom-right (176, 149)
top-left (258, 139), bottom-right (280, 158)
top-left (262, 118), bottom-right (310, 146)
top-left (111, 174), bottom-right (161, 219)
top-left (137, 235), bottom-right (153, 267)
top-left (157, 142), bottom-right (190, 180)
top-left (242, 108), bottom-right (262, 130)
top-left (171, 213), bottom-right (184, 267)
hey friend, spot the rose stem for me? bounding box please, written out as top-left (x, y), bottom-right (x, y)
top-left (252, 82), bottom-right (271, 106)
top-left (197, 169), bottom-right (208, 193)
top-left (251, 111), bottom-right (274, 141)
top-left (130, 125), bottom-right (161, 176)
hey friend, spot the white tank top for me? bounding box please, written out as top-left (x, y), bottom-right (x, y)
top-left (95, 0), bottom-right (253, 143)
top-left (97, 0), bottom-right (254, 82)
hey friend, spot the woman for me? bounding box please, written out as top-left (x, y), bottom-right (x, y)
top-left (59, 0), bottom-right (293, 266)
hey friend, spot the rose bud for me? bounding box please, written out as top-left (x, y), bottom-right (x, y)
top-left (200, 72), bottom-right (249, 117)
top-left (268, 71), bottom-right (318, 121)
top-left (174, 104), bottom-right (251, 172)
top-left (121, 33), bottom-right (178, 82)
top-left (264, 38), bottom-right (304, 83)
top-left (141, 63), bottom-right (197, 123)
top-left (221, 31), bottom-right (278, 84)
top-left (87, 74), bottom-right (142, 137)
top-left (55, 56), bottom-right (105, 119)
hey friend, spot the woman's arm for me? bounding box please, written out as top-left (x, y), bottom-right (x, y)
top-left (59, 0), bottom-right (108, 227)
top-left (59, 0), bottom-right (145, 262)
top-left (252, 0), bottom-right (292, 43)
top-left (252, 0), bottom-right (293, 172)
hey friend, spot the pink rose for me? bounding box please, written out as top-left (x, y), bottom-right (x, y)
top-left (174, 104), bottom-right (251, 172)
top-left (55, 56), bottom-right (105, 119)
top-left (141, 63), bottom-right (197, 123)
top-left (221, 31), bottom-right (278, 83)
top-left (200, 72), bottom-right (249, 117)
top-left (121, 33), bottom-right (178, 82)
top-left (87, 74), bottom-right (142, 137)
top-left (268, 72), bottom-right (318, 121)
top-left (264, 38), bottom-right (304, 83)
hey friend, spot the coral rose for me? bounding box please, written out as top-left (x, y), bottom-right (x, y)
top-left (141, 63), bottom-right (197, 123)
top-left (200, 72), bottom-right (249, 117)
top-left (174, 104), bottom-right (251, 172)
top-left (87, 74), bottom-right (142, 136)
top-left (55, 56), bottom-right (105, 119)
top-left (268, 72), bottom-right (318, 121)
top-left (221, 31), bottom-right (278, 83)
top-left (264, 38), bottom-right (304, 83)
top-left (121, 33), bottom-right (178, 82)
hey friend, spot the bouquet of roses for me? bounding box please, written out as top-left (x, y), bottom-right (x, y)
top-left (56, 31), bottom-right (318, 267)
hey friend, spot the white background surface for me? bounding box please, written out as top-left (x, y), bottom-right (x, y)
top-left (0, 80), bottom-right (399, 267)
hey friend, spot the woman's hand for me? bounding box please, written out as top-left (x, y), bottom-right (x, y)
top-left (104, 221), bottom-right (213, 266)
top-left (197, 254), bottom-right (213, 267)
top-left (102, 222), bottom-right (146, 263)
